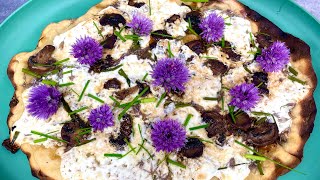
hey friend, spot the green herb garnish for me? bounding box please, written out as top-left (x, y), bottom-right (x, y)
top-left (200, 56), bottom-right (217, 60)
top-left (114, 27), bottom-right (126, 42)
top-left (71, 88), bottom-right (80, 97)
top-left (140, 97), bottom-right (157, 103)
top-left (68, 106), bottom-right (88, 115)
top-left (156, 92), bottom-right (166, 107)
top-left (189, 124), bottom-right (209, 131)
top-left (187, 18), bottom-right (198, 36)
top-left (228, 105), bottom-right (236, 123)
top-left (175, 102), bottom-right (192, 108)
top-left (183, 114), bottom-right (193, 127)
top-left (11, 131), bottom-right (20, 144)
top-left (76, 138), bottom-right (96, 147)
top-left (93, 21), bottom-right (104, 39)
top-left (251, 111), bottom-right (276, 122)
top-left (63, 70), bottom-right (73, 75)
top-left (31, 130), bottom-right (67, 143)
top-left (167, 158), bottom-right (186, 169)
top-left (235, 140), bottom-right (306, 175)
top-left (151, 32), bottom-right (174, 38)
top-left (42, 79), bottom-right (58, 86)
top-left (148, 0), bottom-right (151, 15)
top-left (87, 93), bottom-right (104, 103)
top-left (288, 75), bottom-right (306, 85)
top-left (125, 34), bottom-right (142, 43)
top-left (124, 138), bottom-right (136, 153)
top-left (22, 68), bottom-right (41, 78)
top-left (138, 143), bottom-right (153, 159)
top-left (109, 96), bottom-right (120, 106)
top-left (243, 65), bottom-right (253, 74)
top-left (203, 97), bottom-right (218, 101)
top-left (104, 153), bottom-right (123, 158)
top-left (221, 36), bottom-right (226, 48)
top-left (118, 68), bottom-right (131, 87)
top-left (54, 58), bottom-right (70, 65)
top-left (257, 161), bottom-right (264, 175)
top-left (244, 154), bottom-right (266, 161)
top-left (167, 41), bottom-right (174, 58)
top-left (78, 80), bottom-right (90, 102)
top-left (142, 73), bottom-right (148, 81)
top-left (58, 82), bottom-right (75, 87)
top-left (103, 64), bottom-right (123, 72)
top-left (288, 66), bottom-right (298, 76)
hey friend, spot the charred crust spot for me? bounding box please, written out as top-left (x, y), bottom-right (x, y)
top-left (115, 86), bottom-right (139, 100)
top-left (252, 72), bottom-right (269, 94)
top-left (104, 78), bottom-right (122, 90)
top-left (299, 97), bottom-right (316, 139)
top-left (102, 34), bottom-right (117, 49)
top-left (256, 33), bottom-right (273, 48)
top-left (28, 45), bottom-right (56, 75)
top-left (221, 41), bottom-right (241, 61)
top-left (99, 13), bottom-right (126, 28)
top-left (204, 60), bottom-right (228, 76)
top-left (166, 14), bottom-right (181, 23)
top-left (185, 40), bottom-right (206, 55)
top-left (89, 55), bottom-right (119, 73)
top-left (128, 0), bottom-right (145, 8)
top-left (180, 137), bottom-right (204, 158)
top-left (2, 138), bottom-right (20, 154)
top-left (247, 122), bottom-right (279, 147)
top-left (9, 94), bottom-right (19, 108)
top-left (184, 11), bottom-right (202, 35)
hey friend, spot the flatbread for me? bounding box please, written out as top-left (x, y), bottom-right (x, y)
top-left (5, 0), bottom-right (317, 179)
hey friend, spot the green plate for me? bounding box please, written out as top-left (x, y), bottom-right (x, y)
top-left (0, 0), bottom-right (319, 179)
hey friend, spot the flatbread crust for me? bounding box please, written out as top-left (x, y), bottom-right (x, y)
top-left (6, 0), bottom-right (317, 179)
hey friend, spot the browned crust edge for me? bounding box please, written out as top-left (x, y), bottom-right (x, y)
top-left (5, 0), bottom-right (317, 179)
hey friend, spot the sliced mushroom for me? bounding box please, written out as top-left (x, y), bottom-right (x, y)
top-left (180, 138), bottom-right (204, 158)
top-left (184, 11), bottom-right (202, 34)
top-left (89, 55), bottom-right (119, 73)
top-left (110, 114), bottom-right (133, 147)
top-left (28, 45), bottom-right (56, 75)
top-left (246, 123), bottom-right (279, 146)
top-left (101, 34), bottom-right (117, 49)
top-left (229, 112), bottom-right (253, 131)
top-left (150, 30), bottom-right (173, 49)
top-left (185, 40), bottom-right (206, 55)
top-left (256, 33), bottom-right (273, 48)
top-left (202, 111), bottom-right (226, 138)
top-left (204, 60), bottom-right (228, 76)
top-left (221, 41), bottom-right (241, 61)
top-left (114, 86), bottom-right (139, 100)
top-left (136, 81), bottom-right (151, 97)
top-left (2, 138), bottom-right (20, 154)
top-left (128, 0), bottom-right (145, 8)
top-left (252, 72), bottom-right (269, 94)
top-left (166, 14), bottom-right (180, 23)
top-left (99, 13), bottom-right (126, 28)
top-left (104, 78), bottom-right (122, 90)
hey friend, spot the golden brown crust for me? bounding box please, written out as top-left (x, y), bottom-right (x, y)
top-left (6, 0), bottom-right (316, 179)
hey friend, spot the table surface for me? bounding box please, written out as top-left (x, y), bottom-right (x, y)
top-left (0, 0), bottom-right (320, 24)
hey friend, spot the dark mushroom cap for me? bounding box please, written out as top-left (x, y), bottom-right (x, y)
top-left (247, 122), bottom-right (279, 146)
top-left (28, 45), bottom-right (56, 75)
top-left (180, 137), bottom-right (204, 158)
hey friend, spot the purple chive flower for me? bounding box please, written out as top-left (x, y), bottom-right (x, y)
top-left (229, 83), bottom-right (260, 111)
top-left (152, 58), bottom-right (189, 92)
top-left (71, 36), bottom-right (103, 65)
top-left (199, 13), bottom-right (225, 42)
top-left (127, 13), bottom-right (153, 36)
top-left (88, 104), bottom-right (114, 131)
top-left (256, 41), bottom-right (290, 72)
top-left (27, 85), bottom-right (61, 119)
top-left (151, 119), bottom-right (186, 152)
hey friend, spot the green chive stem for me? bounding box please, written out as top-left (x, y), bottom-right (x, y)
top-left (78, 80), bottom-right (90, 102)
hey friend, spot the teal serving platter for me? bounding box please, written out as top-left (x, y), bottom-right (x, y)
top-left (0, 0), bottom-right (319, 179)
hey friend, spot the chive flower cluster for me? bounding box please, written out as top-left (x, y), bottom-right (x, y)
top-left (71, 36), bottom-right (103, 65)
top-left (88, 104), bottom-right (114, 131)
top-left (229, 83), bottom-right (260, 111)
top-left (127, 13), bottom-right (153, 36)
top-left (199, 12), bottom-right (225, 42)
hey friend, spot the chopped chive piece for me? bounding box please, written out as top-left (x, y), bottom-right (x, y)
top-left (59, 82), bottom-right (75, 87)
top-left (125, 34), bottom-right (142, 41)
top-left (175, 102), bottom-right (191, 108)
top-left (118, 87), bottom-right (149, 120)
top-left (138, 124), bottom-right (143, 140)
top-left (228, 105), bottom-right (236, 123)
top-left (124, 138), bottom-right (136, 153)
top-left (42, 79), bottom-right (58, 86)
top-left (109, 96), bottom-right (120, 106)
top-left (34, 138), bottom-right (48, 143)
top-left (244, 154), bottom-right (266, 161)
top-left (251, 111), bottom-right (276, 122)
top-left (187, 17), bottom-right (198, 36)
top-left (288, 66), bottom-right (298, 76)
top-left (136, 140), bottom-right (145, 155)
top-left (235, 140), bottom-right (306, 175)
top-left (243, 65), bottom-right (253, 74)
top-left (222, 86), bottom-right (230, 90)
top-left (140, 97), bottom-right (157, 103)
top-left (11, 131), bottom-right (20, 144)
top-left (114, 27), bottom-right (126, 42)
top-left (203, 97), bottom-right (218, 101)
top-left (76, 138), bottom-right (96, 147)
top-left (118, 100), bottom-right (141, 108)
top-left (103, 64), bottom-right (123, 72)
top-left (200, 139), bottom-right (214, 144)
top-left (189, 124), bottom-right (209, 131)
top-left (87, 93), bottom-right (105, 103)
top-left (167, 41), bottom-right (174, 58)
top-left (200, 56), bottom-right (217, 60)
top-left (255, 117), bottom-right (268, 124)
top-left (63, 70), bottom-right (72, 74)
top-left (120, 147), bottom-right (137, 159)
top-left (225, 23), bottom-right (232, 26)
top-left (78, 129), bottom-right (92, 136)
top-left (43, 69), bottom-right (59, 77)
top-left (249, 32), bottom-right (255, 47)
top-left (68, 106), bottom-right (88, 115)
top-left (257, 161), bottom-right (264, 175)
top-left (151, 32), bottom-right (173, 38)
top-left (142, 73), bottom-right (148, 81)
top-left (78, 80), bottom-right (90, 102)
top-left (148, 0), bottom-right (151, 15)
top-left (221, 37), bottom-right (226, 48)
top-left (167, 158), bottom-right (186, 169)
top-left (104, 153), bottom-right (123, 158)
top-left (288, 75), bottom-right (306, 85)
top-left (71, 88), bottom-right (80, 97)
top-left (218, 163), bottom-right (247, 170)
top-left (31, 130), bottom-right (67, 143)
top-left (138, 143), bottom-right (153, 159)
top-left (93, 21), bottom-right (104, 39)
top-left (22, 68), bottom-right (41, 78)
top-left (54, 58), bottom-right (70, 65)
top-left (181, 0), bottom-right (208, 2)
top-left (256, 82), bottom-right (264, 88)
top-left (118, 68), bottom-right (131, 87)
top-left (183, 114), bottom-right (193, 127)
top-left (156, 92), bottom-right (166, 107)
